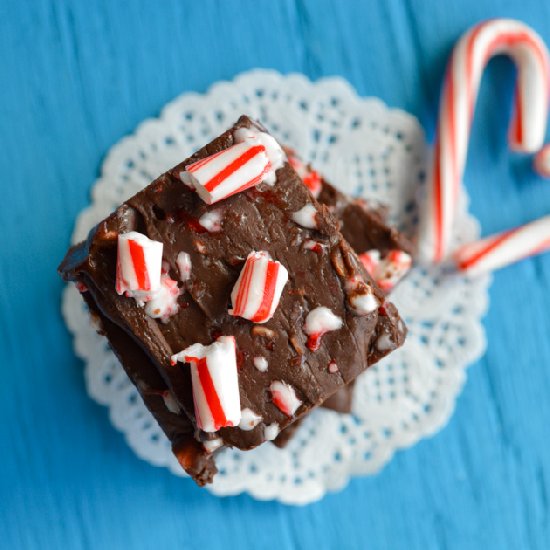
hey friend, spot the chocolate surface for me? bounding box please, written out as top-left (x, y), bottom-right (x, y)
top-left (59, 116), bottom-right (406, 484)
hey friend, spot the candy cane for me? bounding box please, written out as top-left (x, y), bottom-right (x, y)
top-left (180, 141), bottom-right (272, 205)
top-left (453, 215), bottom-right (550, 276)
top-left (116, 231), bottom-right (163, 295)
top-left (418, 19), bottom-right (550, 264)
top-left (171, 336), bottom-right (241, 433)
top-left (229, 251), bottom-right (288, 323)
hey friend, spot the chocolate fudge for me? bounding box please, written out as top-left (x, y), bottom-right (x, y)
top-left (60, 116), bottom-right (406, 485)
top-left (273, 155), bottom-right (413, 446)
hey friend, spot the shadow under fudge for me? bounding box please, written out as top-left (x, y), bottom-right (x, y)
top-left (59, 116), bottom-right (407, 485)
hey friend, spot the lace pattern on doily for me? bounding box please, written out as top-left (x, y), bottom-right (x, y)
top-left (62, 69), bottom-right (489, 505)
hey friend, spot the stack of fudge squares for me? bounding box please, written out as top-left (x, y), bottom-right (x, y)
top-left (59, 116), bottom-right (412, 485)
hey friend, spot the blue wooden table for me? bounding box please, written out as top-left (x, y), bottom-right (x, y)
top-left (2, 1), bottom-right (550, 548)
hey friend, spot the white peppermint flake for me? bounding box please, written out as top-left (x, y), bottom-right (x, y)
top-left (203, 438), bottom-right (224, 454)
top-left (350, 292), bottom-right (379, 315)
top-left (291, 204), bottom-right (318, 229)
top-left (239, 408), bottom-right (262, 431)
top-left (304, 307), bottom-right (343, 336)
top-left (176, 251), bottom-right (192, 282)
top-left (253, 356), bottom-right (269, 372)
top-left (162, 391), bottom-right (181, 414)
top-left (376, 333), bottom-right (394, 351)
top-left (263, 423), bottom-right (280, 441)
top-left (198, 210), bottom-right (223, 232)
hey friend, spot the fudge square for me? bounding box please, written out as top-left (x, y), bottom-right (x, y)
top-left (59, 116), bottom-right (406, 485)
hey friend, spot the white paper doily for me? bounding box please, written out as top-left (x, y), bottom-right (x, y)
top-left (62, 69), bottom-right (490, 505)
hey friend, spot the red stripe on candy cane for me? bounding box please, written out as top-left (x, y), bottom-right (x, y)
top-left (187, 148), bottom-right (227, 172)
top-left (203, 145), bottom-right (266, 193)
top-left (233, 256), bottom-right (255, 317)
top-left (186, 356), bottom-right (228, 430)
top-left (456, 228), bottom-right (516, 271)
top-left (230, 251), bottom-right (288, 324)
top-left (172, 336), bottom-right (241, 433)
top-left (251, 261), bottom-right (279, 323)
top-left (454, 215), bottom-right (550, 275)
top-left (128, 238), bottom-right (150, 291)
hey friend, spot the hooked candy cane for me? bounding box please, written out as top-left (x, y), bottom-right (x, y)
top-left (418, 19), bottom-right (550, 264)
top-left (453, 215), bottom-right (550, 276)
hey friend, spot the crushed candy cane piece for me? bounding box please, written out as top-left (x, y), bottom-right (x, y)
top-left (264, 422), bottom-right (280, 441)
top-left (229, 251), bottom-right (288, 324)
top-left (233, 127), bottom-right (285, 185)
top-left (376, 333), bottom-right (394, 351)
top-left (359, 249), bottom-right (412, 292)
top-left (176, 251), bottom-right (192, 282)
top-left (287, 151), bottom-right (323, 198)
top-left (291, 204), bottom-right (318, 229)
top-left (75, 281), bottom-right (88, 293)
top-left (116, 231), bottom-right (163, 295)
top-left (203, 438), bottom-right (224, 454)
top-left (303, 307), bottom-right (343, 351)
top-left (270, 381), bottom-right (302, 416)
top-left (253, 356), bottom-right (269, 372)
top-left (328, 361), bottom-right (339, 374)
top-left (239, 408), bottom-right (262, 431)
top-left (171, 336), bottom-right (241, 433)
top-left (303, 239), bottom-right (325, 253)
top-left (144, 274), bottom-right (181, 322)
top-left (180, 141), bottom-right (271, 204)
top-left (162, 391), bottom-right (181, 414)
top-left (198, 210), bottom-right (223, 232)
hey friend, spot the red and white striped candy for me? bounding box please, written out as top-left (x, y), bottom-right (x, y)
top-left (303, 306), bottom-right (343, 351)
top-left (171, 336), bottom-right (241, 433)
top-left (359, 249), bottom-right (412, 292)
top-left (419, 19), bottom-right (550, 264)
top-left (116, 231), bottom-right (163, 295)
top-left (180, 141), bottom-right (271, 205)
top-left (287, 151), bottom-right (323, 198)
top-left (269, 381), bottom-right (302, 417)
top-left (453, 215), bottom-right (550, 276)
top-left (229, 251), bottom-right (289, 324)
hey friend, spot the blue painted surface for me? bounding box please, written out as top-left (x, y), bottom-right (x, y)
top-left (2, 0), bottom-right (550, 548)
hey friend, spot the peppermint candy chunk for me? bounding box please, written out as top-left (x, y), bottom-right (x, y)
top-left (116, 231), bottom-right (163, 295)
top-left (359, 249), bottom-right (412, 292)
top-left (202, 438), bottom-right (224, 454)
top-left (239, 408), bottom-right (262, 431)
top-left (253, 356), bottom-right (268, 372)
top-left (264, 423), bottom-right (280, 441)
top-left (198, 210), bottom-right (223, 232)
top-left (270, 381), bottom-right (302, 416)
top-left (346, 275), bottom-right (379, 315)
top-left (304, 307), bottom-right (343, 351)
top-left (233, 127), bottom-right (285, 185)
top-left (171, 336), bottom-right (241, 433)
top-left (144, 274), bottom-right (181, 322)
top-left (176, 251), bottom-right (192, 282)
top-left (180, 141), bottom-right (271, 205)
top-left (287, 151), bottom-right (323, 198)
top-left (229, 251), bottom-right (288, 324)
top-left (292, 204), bottom-right (318, 229)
